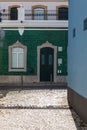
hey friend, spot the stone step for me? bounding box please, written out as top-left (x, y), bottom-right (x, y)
top-left (0, 82), bottom-right (67, 90)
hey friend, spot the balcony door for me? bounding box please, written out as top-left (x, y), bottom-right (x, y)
top-left (33, 8), bottom-right (45, 20)
top-left (10, 7), bottom-right (18, 20)
top-left (58, 7), bottom-right (68, 20)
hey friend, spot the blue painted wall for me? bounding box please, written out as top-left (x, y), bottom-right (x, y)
top-left (68, 0), bottom-right (87, 98)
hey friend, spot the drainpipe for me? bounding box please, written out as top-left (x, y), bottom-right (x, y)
top-left (17, 5), bottom-right (24, 37)
top-left (50, 74), bottom-right (52, 82)
top-left (21, 75), bottom-right (23, 87)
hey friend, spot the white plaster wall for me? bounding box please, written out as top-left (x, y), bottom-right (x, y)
top-left (0, 2), bottom-right (68, 20)
top-left (0, 2), bottom-right (68, 10)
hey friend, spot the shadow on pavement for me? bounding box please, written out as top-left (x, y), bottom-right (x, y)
top-left (0, 90), bottom-right (8, 98)
top-left (70, 108), bottom-right (87, 130)
top-left (0, 105), bottom-right (69, 110)
top-left (0, 85), bottom-right (67, 91)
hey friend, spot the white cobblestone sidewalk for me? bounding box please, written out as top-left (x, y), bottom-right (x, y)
top-left (0, 89), bottom-right (86, 130)
top-left (0, 89), bottom-right (68, 107)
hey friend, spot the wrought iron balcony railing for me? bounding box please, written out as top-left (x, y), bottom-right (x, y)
top-left (0, 9), bottom-right (68, 21)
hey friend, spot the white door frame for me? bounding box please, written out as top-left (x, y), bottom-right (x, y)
top-left (37, 41), bottom-right (57, 82)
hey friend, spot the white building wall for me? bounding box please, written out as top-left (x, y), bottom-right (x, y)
top-left (0, 2), bottom-right (68, 10)
top-left (0, 2), bottom-right (68, 21)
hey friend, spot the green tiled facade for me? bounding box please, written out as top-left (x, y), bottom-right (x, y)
top-left (0, 30), bottom-right (68, 76)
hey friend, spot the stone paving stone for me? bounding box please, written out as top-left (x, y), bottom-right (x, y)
top-left (0, 89), bottom-right (68, 107)
top-left (0, 89), bottom-right (86, 130)
top-left (0, 109), bottom-right (76, 130)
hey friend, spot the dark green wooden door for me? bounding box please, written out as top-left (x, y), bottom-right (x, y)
top-left (40, 47), bottom-right (54, 81)
top-left (10, 7), bottom-right (18, 20)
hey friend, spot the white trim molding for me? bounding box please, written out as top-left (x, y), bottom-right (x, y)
top-left (0, 21), bottom-right (68, 28)
top-left (8, 40), bottom-right (27, 72)
top-left (37, 41), bottom-right (57, 82)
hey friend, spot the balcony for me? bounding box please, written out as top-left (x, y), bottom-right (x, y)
top-left (0, 9), bottom-right (68, 29)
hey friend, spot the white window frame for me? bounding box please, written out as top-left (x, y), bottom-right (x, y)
top-left (33, 8), bottom-right (45, 20)
top-left (8, 41), bottom-right (27, 72)
top-left (11, 47), bottom-right (24, 69)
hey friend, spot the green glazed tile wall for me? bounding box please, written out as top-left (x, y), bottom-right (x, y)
top-left (0, 30), bottom-right (68, 76)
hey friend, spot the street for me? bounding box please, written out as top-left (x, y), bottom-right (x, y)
top-left (0, 87), bottom-right (86, 130)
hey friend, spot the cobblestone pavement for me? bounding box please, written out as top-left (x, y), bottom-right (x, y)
top-left (0, 88), bottom-right (87, 130)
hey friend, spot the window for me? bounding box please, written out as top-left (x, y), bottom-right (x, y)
top-left (32, 5), bottom-right (47, 20)
top-left (9, 41), bottom-right (27, 72)
top-left (41, 54), bottom-right (45, 65)
top-left (73, 28), bottom-right (76, 37)
top-left (12, 47), bottom-right (24, 68)
top-left (8, 5), bottom-right (20, 20)
top-left (49, 54), bottom-right (52, 65)
top-left (10, 7), bottom-right (18, 20)
top-left (57, 6), bottom-right (68, 20)
top-left (33, 8), bottom-right (45, 20)
top-left (84, 18), bottom-right (87, 30)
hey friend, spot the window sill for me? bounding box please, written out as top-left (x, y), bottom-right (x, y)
top-left (9, 68), bottom-right (26, 72)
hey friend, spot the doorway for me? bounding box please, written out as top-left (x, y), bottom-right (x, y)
top-left (40, 47), bottom-right (54, 82)
top-left (10, 7), bottom-right (18, 20)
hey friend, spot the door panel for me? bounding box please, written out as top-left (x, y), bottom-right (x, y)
top-left (40, 47), bottom-right (54, 81)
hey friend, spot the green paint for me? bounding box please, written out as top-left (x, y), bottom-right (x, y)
top-left (0, 30), bottom-right (68, 76)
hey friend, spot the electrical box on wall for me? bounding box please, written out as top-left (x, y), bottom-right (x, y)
top-left (58, 47), bottom-right (62, 52)
top-left (58, 58), bottom-right (62, 65)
